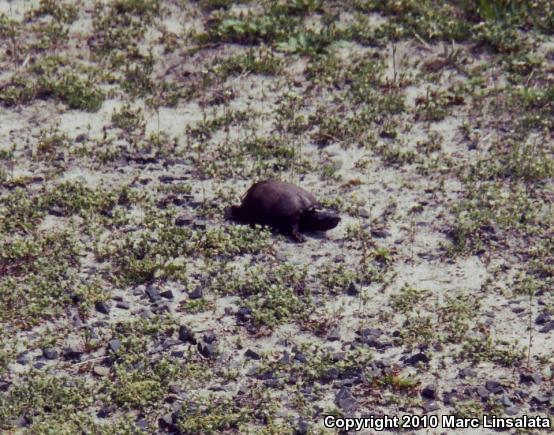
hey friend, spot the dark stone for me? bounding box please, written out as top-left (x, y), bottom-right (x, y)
top-left (296, 418), bottom-right (309, 435)
top-left (346, 281), bottom-right (359, 296)
top-left (175, 213), bottom-right (194, 226)
top-left (203, 331), bottom-right (216, 344)
top-left (500, 394), bottom-right (513, 407)
top-left (108, 339), bottom-right (121, 353)
top-left (538, 321), bottom-right (554, 333)
top-left (423, 401), bottom-right (440, 412)
top-left (358, 328), bottom-right (381, 341)
top-left (14, 416), bottom-right (29, 427)
top-left (145, 285), bottom-right (161, 302)
top-left (63, 344), bottom-right (84, 361)
top-left (237, 307), bottom-right (252, 321)
top-left (42, 348), bottom-right (58, 360)
top-left (188, 287), bottom-right (203, 299)
top-left (531, 394), bottom-right (550, 405)
top-left (459, 367), bottom-right (477, 378)
top-left (280, 352), bottom-right (291, 365)
top-left (374, 358), bottom-right (392, 368)
top-left (158, 414), bottom-right (175, 430)
top-left (17, 353), bottom-right (30, 365)
top-left (136, 419), bottom-right (149, 430)
top-left (520, 372), bottom-right (542, 385)
top-left (98, 404), bottom-right (116, 418)
top-left (95, 300), bottom-right (110, 314)
top-left (322, 367), bottom-right (339, 382)
top-left (294, 352), bottom-right (307, 364)
top-left (0, 381), bottom-right (9, 392)
top-left (197, 342), bottom-right (216, 358)
top-left (371, 229), bottom-right (390, 238)
top-left (477, 386), bottom-right (490, 400)
top-left (335, 386), bottom-right (357, 412)
top-left (405, 352), bottom-right (429, 366)
top-left (421, 384), bottom-right (437, 400)
top-left (245, 349), bottom-right (261, 360)
top-left (485, 380), bottom-right (503, 394)
top-left (535, 313), bottom-right (551, 325)
top-left (160, 290), bottom-right (174, 299)
top-left (49, 204), bottom-right (65, 216)
top-left (116, 300), bottom-right (130, 310)
top-left (178, 325), bottom-right (196, 344)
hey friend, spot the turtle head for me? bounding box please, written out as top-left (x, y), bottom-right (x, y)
top-left (226, 205), bottom-right (244, 222)
top-left (299, 210), bottom-right (340, 232)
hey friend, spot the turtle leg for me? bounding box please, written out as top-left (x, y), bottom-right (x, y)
top-left (289, 221), bottom-right (306, 243)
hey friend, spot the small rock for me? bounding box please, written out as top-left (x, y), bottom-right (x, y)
top-left (245, 349), bottom-right (261, 360)
top-left (178, 325), bottom-right (196, 344)
top-left (237, 307), bottom-right (252, 321)
top-left (93, 366), bottom-right (110, 377)
top-left (158, 414), bottom-right (175, 430)
top-left (535, 313), bottom-right (551, 325)
top-left (505, 406), bottom-right (520, 416)
top-left (538, 321), bottom-right (554, 333)
top-left (485, 380), bottom-right (503, 394)
top-left (14, 416), bottom-right (30, 427)
top-left (175, 213), bottom-right (194, 227)
top-left (160, 290), bottom-right (174, 299)
top-left (95, 301), bottom-right (110, 315)
top-left (136, 419), bottom-right (149, 431)
top-left (294, 352), bottom-right (307, 364)
top-left (530, 394), bottom-right (550, 405)
top-left (17, 353), bottom-right (30, 365)
top-left (108, 339), bottom-right (121, 353)
top-left (500, 394), bottom-right (513, 407)
top-left (0, 381), bottom-right (9, 392)
top-left (477, 386), bottom-right (490, 400)
top-left (42, 348), bottom-right (58, 360)
top-left (358, 208), bottom-right (371, 218)
top-left (346, 281), bottom-right (359, 296)
top-left (459, 367), bottom-right (477, 378)
top-left (188, 287), bottom-right (203, 299)
top-left (421, 384), bottom-right (437, 400)
top-left (97, 404), bottom-right (116, 418)
top-left (145, 285), bottom-right (161, 302)
top-left (280, 352), bottom-right (291, 364)
top-left (197, 342), bottom-right (216, 358)
top-left (116, 300), bottom-right (130, 310)
top-left (374, 358), bottom-right (392, 368)
top-left (358, 328), bottom-right (382, 340)
top-left (423, 401), bottom-right (440, 412)
top-left (335, 386), bottom-right (358, 412)
top-left (405, 352), bottom-right (430, 366)
top-left (322, 367), bottom-right (339, 381)
top-left (296, 417), bottom-right (309, 435)
top-left (63, 343), bottom-right (85, 360)
top-left (520, 372), bottom-right (542, 385)
top-left (203, 331), bottom-right (216, 344)
top-left (371, 229), bottom-right (390, 238)
top-left (49, 204), bottom-right (65, 216)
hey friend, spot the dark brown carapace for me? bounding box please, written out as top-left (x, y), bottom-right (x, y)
top-left (229, 179), bottom-right (340, 242)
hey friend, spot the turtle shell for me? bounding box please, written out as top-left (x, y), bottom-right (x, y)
top-left (236, 179), bottom-right (320, 229)
top-left (230, 179), bottom-right (340, 242)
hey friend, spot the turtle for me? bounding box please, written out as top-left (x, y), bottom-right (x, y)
top-left (229, 179), bottom-right (340, 242)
